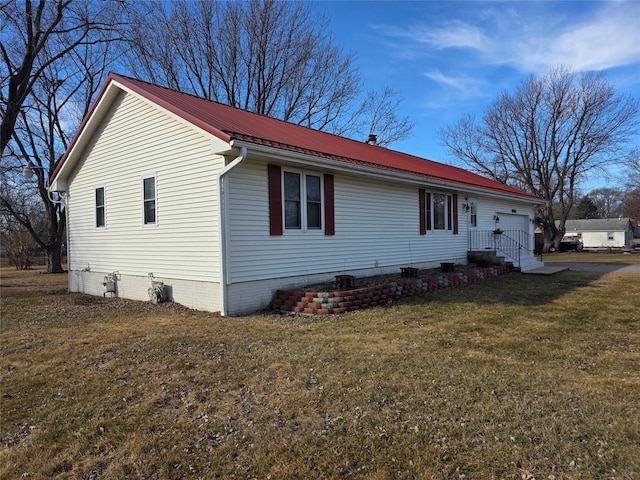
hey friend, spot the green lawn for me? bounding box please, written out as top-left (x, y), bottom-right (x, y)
top-left (1, 266), bottom-right (639, 479)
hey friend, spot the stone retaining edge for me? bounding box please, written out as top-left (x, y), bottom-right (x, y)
top-left (272, 265), bottom-right (513, 315)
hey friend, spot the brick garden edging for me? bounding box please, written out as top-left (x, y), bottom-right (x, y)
top-left (272, 264), bottom-right (514, 315)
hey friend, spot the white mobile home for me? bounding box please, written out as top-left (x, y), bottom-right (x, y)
top-left (50, 74), bottom-right (544, 315)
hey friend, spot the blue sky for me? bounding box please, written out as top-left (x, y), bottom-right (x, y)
top-left (320, 0), bottom-right (640, 190)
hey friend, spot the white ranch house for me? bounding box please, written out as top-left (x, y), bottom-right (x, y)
top-left (50, 73), bottom-right (544, 315)
top-left (562, 218), bottom-right (634, 249)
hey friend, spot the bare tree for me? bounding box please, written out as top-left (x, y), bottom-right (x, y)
top-left (621, 148), bottom-right (640, 221)
top-left (589, 187), bottom-right (624, 218)
top-left (440, 67), bottom-right (640, 251)
top-left (341, 87), bottom-right (415, 147)
top-left (1, 0), bottom-right (125, 272)
top-left (124, 0), bottom-right (413, 144)
top-left (0, 183), bottom-right (44, 269)
top-left (0, 0), bottom-right (123, 157)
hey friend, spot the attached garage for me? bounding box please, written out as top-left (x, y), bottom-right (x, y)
top-left (497, 213), bottom-right (529, 233)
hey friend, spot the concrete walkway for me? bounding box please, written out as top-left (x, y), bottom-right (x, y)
top-left (524, 265), bottom-right (568, 275)
top-left (544, 262), bottom-right (640, 274)
top-left (525, 262), bottom-right (640, 275)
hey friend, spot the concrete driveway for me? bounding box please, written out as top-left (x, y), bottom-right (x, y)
top-left (544, 262), bottom-right (640, 274)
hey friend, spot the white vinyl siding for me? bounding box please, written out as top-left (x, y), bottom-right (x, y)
top-left (226, 161), bottom-right (470, 284)
top-left (581, 231), bottom-right (626, 247)
top-left (66, 90), bottom-right (225, 283)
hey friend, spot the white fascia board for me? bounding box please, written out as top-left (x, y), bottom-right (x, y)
top-left (50, 84), bottom-right (123, 191)
top-left (50, 82), bottom-right (231, 192)
top-left (229, 139), bottom-right (544, 206)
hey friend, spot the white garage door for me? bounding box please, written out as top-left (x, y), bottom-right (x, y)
top-left (498, 213), bottom-right (529, 233)
top-left (498, 213), bottom-right (531, 250)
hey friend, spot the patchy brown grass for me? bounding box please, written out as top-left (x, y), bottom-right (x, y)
top-left (544, 251), bottom-right (640, 264)
top-left (1, 266), bottom-right (639, 479)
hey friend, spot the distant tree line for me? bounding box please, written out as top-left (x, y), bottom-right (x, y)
top-left (575, 149), bottom-right (640, 220)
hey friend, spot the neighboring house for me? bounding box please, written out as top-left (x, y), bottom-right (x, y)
top-left (633, 219), bottom-right (640, 239)
top-left (562, 218), bottom-right (635, 249)
top-left (50, 73), bottom-right (544, 315)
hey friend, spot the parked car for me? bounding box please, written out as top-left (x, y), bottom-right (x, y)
top-left (549, 236), bottom-right (584, 252)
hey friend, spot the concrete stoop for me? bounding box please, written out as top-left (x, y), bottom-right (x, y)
top-left (518, 256), bottom-right (545, 272)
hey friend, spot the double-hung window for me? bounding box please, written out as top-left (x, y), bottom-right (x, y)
top-left (305, 175), bottom-right (322, 229)
top-left (143, 176), bottom-right (156, 225)
top-left (284, 172), bottom-right (301, 229)
top-left (470, 200), bottom-right (478, 227)
top-left (433, 193), bottom-right (446, 230)
top-left (284, 170), bottom-right (322, 230)
top-left (95, 186), bottom-right (105, 228)
top-left (420, 190), bottom-right (457, 234)
top-left (268, 164), bottom-right (334, 236)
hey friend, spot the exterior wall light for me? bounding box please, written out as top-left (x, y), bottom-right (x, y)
top-left (22, 161), bottom-right (44, 179)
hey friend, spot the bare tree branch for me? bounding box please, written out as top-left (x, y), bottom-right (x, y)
top-left (1, 0), bottom-right (125, 272)
top-left (123, 0), bottom-right (412, 145)
top-left (440, 66), bottom-right (640, 251)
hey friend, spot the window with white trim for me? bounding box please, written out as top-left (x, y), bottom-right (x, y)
top-left (95, 186), bottom-right (105, 228)
top-left (470, 200), bottom-right (478, 227)
top-left (143, 176), bottom-right (156, 225)
top-left (427, 192), bottom-right (453, 230)
top-left (283, 170), bottom-right (322, 230)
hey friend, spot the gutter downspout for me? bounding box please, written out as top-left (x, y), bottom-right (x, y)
top-left (217, 145), bottom-right (247, 316)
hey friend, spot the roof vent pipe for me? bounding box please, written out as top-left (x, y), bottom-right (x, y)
top-left (367, 134), bottom-right (377, 145)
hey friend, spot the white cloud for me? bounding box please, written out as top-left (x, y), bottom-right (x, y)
top-left (414, 20), bottom-right (489, 52)
top-left (376, 2), bottom-right (640, 74)
top-left (424, 69), bottom-right (481, 96)
top-left (478, 3), bottom-right (640, 73)
top-left (529, 7), bottom-right (640, 72)
top-left (372, 19), bottom-right (490, 56)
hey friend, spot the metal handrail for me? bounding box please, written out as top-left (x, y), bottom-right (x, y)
top-left (469, 230), bottom-right (535, 268)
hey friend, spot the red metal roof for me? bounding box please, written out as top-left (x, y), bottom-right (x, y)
top-left (55, 72), bottom-right (542, 200)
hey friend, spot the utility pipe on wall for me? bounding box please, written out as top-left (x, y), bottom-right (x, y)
top-left (217, 145), bottom-right (247, 316)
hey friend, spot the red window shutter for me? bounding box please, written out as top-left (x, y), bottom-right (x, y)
top-left (324, 173), bottom-right (335, 236)
top-left (268, 164), bottom-right (283, 236)
top-left (419, 189), bottom-right (426, 235)
top-left (452, 193), bottom-right (459, 235)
